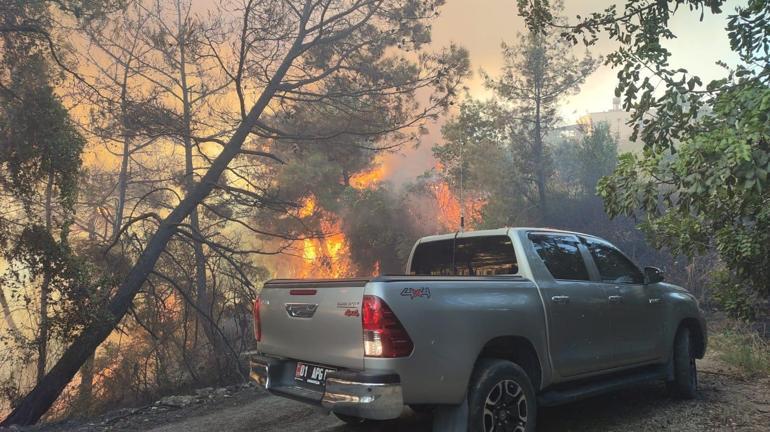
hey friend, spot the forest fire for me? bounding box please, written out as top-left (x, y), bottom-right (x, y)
top-left (298, 196), bottom-right (316, 218)
top-left (431, 179), bottom-right (485, 231)
top-left (3, 0), bottom-right (755, 427)
top-left (290, 160), bottom-right (484, 279)
top-left (349, 162), bottom-right (386, 190)
top-left (291, 162), bottom-right (391, 278)
top-left (295, 195), bottom-right (353, 278)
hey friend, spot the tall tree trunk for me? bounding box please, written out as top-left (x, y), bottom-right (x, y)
top-left (37, 169), bottom-right (54, 384)
top-left (77, 210), bottom-right (100, 411)
top-left (113, 61), bottom-right (132, 238)
top-left (174, 3), bottom-right (223, 373)
top-left (0, 36), bottom-right (301, 425)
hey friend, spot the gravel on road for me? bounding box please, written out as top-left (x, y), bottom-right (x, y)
top-left (24, 352), bottom-right (770, 432)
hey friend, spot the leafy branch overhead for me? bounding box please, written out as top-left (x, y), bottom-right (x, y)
top-left (519, 0), bottom-right (770, 300)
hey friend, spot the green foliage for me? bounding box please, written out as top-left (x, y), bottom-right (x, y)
top-left (4, 225), bottom-right (111, 336)
top-left (599, 82), bottom-right (770, 297)
top-left (553, 122), bottom-right (618, 196)
top-left (341, 187), bottom-right (419, 274)
top-left (0, 52), bottom-right (90, 345)
top-left (708, 270), bottom-right (760, 321)
top-left (435, 99), bottom-right (526, 226)
top-left (519, 0), bottom-right (770, 302)
top-left (436, 99), bottom-right (510, 191)
top-left (0, 58), bottom-right (85, 215)
top-left (438, 90), bottom-right (677, 271)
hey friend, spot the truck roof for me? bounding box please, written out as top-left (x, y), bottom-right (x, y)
top-left (415, 227), bottom-right (596, 244)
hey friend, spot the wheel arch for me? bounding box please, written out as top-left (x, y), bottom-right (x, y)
top-left (475, 336), bottom-right (543, 391)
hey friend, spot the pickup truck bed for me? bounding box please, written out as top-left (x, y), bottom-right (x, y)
top-left (256, 275), bottom-right (546, 407)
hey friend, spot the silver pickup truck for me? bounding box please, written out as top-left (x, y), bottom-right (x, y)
top-left (249, 228), bottom-right (707, 432)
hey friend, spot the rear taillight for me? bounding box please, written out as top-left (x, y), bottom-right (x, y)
top-left (253, 296), bottom-right (261, 342)
top-left (362, 295), bottom-right (413, 357)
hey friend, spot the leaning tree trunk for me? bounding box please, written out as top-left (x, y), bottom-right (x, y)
top-left (0, 39), bottom-right (300, 424)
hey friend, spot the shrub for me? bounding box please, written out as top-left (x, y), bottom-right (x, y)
top-left (709, 270), bottom-right (760, 321)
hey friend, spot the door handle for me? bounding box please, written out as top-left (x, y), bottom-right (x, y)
top-left (648, 298), bottom-right (663, 305)
top-left (551, 295), bottom-right (570, 304)
top-left (607, 295), bottom-right (623, 304)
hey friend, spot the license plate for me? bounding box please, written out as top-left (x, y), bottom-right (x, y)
top-left (294, 362), bottom-right (335, 386)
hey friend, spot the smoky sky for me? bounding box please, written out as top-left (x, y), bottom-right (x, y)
top-left (187, 0), bottom-right (742, 186)
top-left (378, 0), bottom-right (742, 185)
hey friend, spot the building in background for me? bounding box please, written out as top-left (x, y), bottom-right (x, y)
top-left (546, 98), bottom-right (641, 153)
top-left (577, 97), bottom-right (641, 153)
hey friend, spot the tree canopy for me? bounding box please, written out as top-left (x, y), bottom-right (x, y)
top-left (519, 0), bottom-right (770, 306)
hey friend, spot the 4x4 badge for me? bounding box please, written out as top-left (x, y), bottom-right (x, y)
top-left (401, 287), bottom-right (431, 299)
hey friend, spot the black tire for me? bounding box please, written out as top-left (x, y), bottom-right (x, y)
top-left (668, 326), bottom-right (698, 399)
top-left (333, 412), bottom-right (368, 425)
top-left (468, 359), bottom-right (537, 432)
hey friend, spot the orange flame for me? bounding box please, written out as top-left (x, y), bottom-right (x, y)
top-left (431, 180), bottom-right (485, 231)
top-left (290, 161), bottom-right (388, 278)
top-left (349, 158), bottom-right (387, 190)
top-left (294, 195), bottom-right (353, 278)
top-left (298, 196), bottom-right (316, 218)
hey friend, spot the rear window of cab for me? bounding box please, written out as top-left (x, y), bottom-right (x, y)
top-left (409, 235), bottom-right (519, 276)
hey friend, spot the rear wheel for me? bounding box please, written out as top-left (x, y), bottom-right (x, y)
top-left (468, 359), bottom-right (536, 432)
top-left (668, 326), bottom-right (698, 399)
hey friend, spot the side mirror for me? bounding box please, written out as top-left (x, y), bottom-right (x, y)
top-left (644, 266), bottom-right (664, 284)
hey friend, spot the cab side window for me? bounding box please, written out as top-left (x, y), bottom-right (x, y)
top-left (584, 238), bottom-right (644, 284)
top-left (454, 236), bottom-right (518, 276)
top-left (529, 233), bottom-right (590, 281)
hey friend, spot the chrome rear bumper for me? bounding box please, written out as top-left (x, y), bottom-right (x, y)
top-left (249, 354), bottom-right (404, 420)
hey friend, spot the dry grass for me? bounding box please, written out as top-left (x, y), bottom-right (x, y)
top-left (710, 323), bottom-right (770, 378)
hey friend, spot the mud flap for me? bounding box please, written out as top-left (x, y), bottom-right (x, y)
top-left (431, 393), bottom-right (468, 432)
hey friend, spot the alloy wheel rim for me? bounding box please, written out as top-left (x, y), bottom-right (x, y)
top-left (483, 379), bottom-right (527, 432)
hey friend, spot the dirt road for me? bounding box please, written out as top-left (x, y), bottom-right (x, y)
top-left (30, 353), bottom-right (770, 432)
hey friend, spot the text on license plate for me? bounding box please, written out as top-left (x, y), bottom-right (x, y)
top-left (295, 362), bottom-right (335, 385)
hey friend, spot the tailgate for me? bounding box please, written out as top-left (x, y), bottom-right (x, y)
top-left (258, 278), bottom-right (369, 369)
